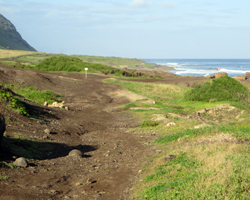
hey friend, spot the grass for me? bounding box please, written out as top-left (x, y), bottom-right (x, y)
top-left (17, 86), bottom-right (62, 105)
top-left (0, 89), bottom-right (29, 116)
top-left (135, 143), bottom-right (250, 199)
top-left (0, 49), bottom-right (38, 59)
top-left (103, 76), bottom-right (250, 199)
top-left (140, 120), bottom-right (159, 128)
top-left (0, 175), bottom-right (9, 180)
top-left (0, 161), bottom-right (19, 169)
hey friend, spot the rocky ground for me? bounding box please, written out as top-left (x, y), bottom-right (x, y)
top-left (0, 64), bottom-right (245, 200)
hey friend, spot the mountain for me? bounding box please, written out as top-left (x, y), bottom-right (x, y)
top-left (0, 14), bottom-right (36, 51)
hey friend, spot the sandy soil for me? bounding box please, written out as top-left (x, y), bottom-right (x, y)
top-left (0, 64), bottom-right (209, 200)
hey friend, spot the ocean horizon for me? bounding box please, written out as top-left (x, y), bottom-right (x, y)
top-left (142, 59), bottom-right (250, 77)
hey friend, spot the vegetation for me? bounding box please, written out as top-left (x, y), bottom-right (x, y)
top-left (104, 77), bottom-right (250, 199)
top-left (74, 55), bottom-right (156, 68)
top-left (140, 120), bottom-right (159, 128)
top-left (0, 89), bottom-right (29, 116)
top-left (17, 86), bottom-right (62, 105)
top-left (185, 76), bottom-right (249, 102)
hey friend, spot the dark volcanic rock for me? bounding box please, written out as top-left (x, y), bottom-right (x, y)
top-left (0, 14), bottom-right (36, 51)
top-left (0, 113), bottom-right (5, 148)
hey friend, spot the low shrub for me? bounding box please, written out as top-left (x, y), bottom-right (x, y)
top-left (0, 89), bottom-right (29, 116)
top-left (185, 76), bottom-right (249, 102)
top-left (140, 120), bottom-right (159, 128)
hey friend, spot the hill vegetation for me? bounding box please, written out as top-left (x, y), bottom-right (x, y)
top-left (185, 76), bottom-right (249, 102)
top-left (104, 76), bottom-right (250, 199)
top-left (74, 55), bottom-right (156, 68)
top-left (0, 14), bottom-right (36, 51)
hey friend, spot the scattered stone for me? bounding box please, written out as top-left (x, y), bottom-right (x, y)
top-left (165, 155), bottom-right (176, 161)
top-left (245, 72), bottom-right (250, 79)
top-left (43, 101), bottom-right (48, 106)
top-left (47, 101), bottom-right (65, 108)
top-left (87, 178), bottom-right (97, 184)
top-left (204, 74), bottom-right (215, 79)
top-left (63, 196), bottom-right (71, 200)
top-left (234, 75), bottom-right (246, 80)
top-left (75, 182), bottom-right (83, 187)
top-left (68, 149), bottom-right (83, 157)
top-left (44, 128), bottom-right (50, 134)
top-left (13, 157), bottom-right (28, 167)
top-left (139, 99), bottom-right (156, 104)
top-left (177, 135), bottom-right (190, 142)
top-left (42, 135), bottom-right (51, 140)
top-left (166, 122), bottom-right (176, 127)
top-left (138, 170), bottom-right (143, 174)
top-left (214, 72), bottom-right (228, 78)
top-left (194, 124), bottom-right (209, 129)
top-left (48, 189), bottom-right (61, 195)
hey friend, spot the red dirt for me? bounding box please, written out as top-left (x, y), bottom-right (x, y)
top-left (0, 64), bottom-right (209, 199)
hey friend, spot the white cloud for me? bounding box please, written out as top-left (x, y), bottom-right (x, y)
top-left (129, 0), bottom-right (150, 7)
top-left (0, 6), bottom-right (19, 14)
top-left (158, 1), bottom-right (175, 9)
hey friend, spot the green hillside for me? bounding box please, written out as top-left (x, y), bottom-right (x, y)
top-left (0, 14), bottom-right (36, 51)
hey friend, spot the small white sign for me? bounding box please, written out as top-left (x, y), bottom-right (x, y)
top-left (85, 68), bottom-right (88, 71)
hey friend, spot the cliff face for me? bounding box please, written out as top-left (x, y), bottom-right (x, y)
top-left (0, 14), bottom-right (36, 51)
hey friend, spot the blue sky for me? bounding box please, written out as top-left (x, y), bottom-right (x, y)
top-left (0, 0), bottom-right (249, 58)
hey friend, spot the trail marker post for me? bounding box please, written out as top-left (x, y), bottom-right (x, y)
top-left (85, 68), bottom-right (88, 79)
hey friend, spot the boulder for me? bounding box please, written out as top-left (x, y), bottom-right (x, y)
top-left (13, 157), bottom-right (28, 167)
top-left (234, 75), bottom-right (246, 80)
top-left (204, 74), bottom-right (215, 79)
top-left (245, 72), bottom-right (250, 79)
top-left (0, 113), bottom-right (5, 147)
top-left (214, 72), bottom-right (228, 79)
top-left (68, 149), bottom-right (83, 157)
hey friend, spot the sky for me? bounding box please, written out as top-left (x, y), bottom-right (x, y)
top-left (0, 0), bottom-right (249, 59)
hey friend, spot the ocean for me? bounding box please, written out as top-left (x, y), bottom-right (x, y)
top-left (142, 59), bottom-right (250, 77)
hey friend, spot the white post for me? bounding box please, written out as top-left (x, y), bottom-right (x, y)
top-left (85, 68), bottom-right (88, 79)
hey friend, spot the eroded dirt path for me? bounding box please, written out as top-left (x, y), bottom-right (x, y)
top-left (0, 67), bottom-right (157, 200)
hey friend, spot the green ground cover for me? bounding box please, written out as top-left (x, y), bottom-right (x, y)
top-left (104, 76), bottom-right (250, 199)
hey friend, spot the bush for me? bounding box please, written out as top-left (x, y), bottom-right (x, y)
top-left (185, 76), bottom-right (249, 102)
top-left (140, 120), bottom-right (159, 128)
top-left (0, 90), bottom-right (29, 116)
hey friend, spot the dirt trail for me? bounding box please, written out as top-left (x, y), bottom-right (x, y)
top-left (0, 66), bottom-right (159, 200)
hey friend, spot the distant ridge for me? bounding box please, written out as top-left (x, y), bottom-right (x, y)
top-left (0, 14), bottom-right (36, 51)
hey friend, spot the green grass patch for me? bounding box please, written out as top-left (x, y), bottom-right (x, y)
top-left (136, 144), bottom-right (250, 199)
top-left (0, 161), bottom-right (19, 169)
top-left (17, 86), bottom-right (62, 105)
top-left (0, 89), bottom-right (29, 116)
top-left (0, 175), bottom-right (9, 180)
top-left (140, 120), bottom-right (159, 128)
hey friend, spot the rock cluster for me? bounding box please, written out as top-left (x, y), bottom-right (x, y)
top-left (44, 101), bottom-right (68, 110)
top-left (205, 72), bottom-right (250, 80)
top-left (214, 72), bottom-right (228, 79)
top-left (234, 72), bottom-right (250, 80)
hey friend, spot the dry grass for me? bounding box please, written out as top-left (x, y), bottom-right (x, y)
top-left (139, 83), bottom-right (182, 96)
top-left (0, 49), bottom-right (38, 58)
